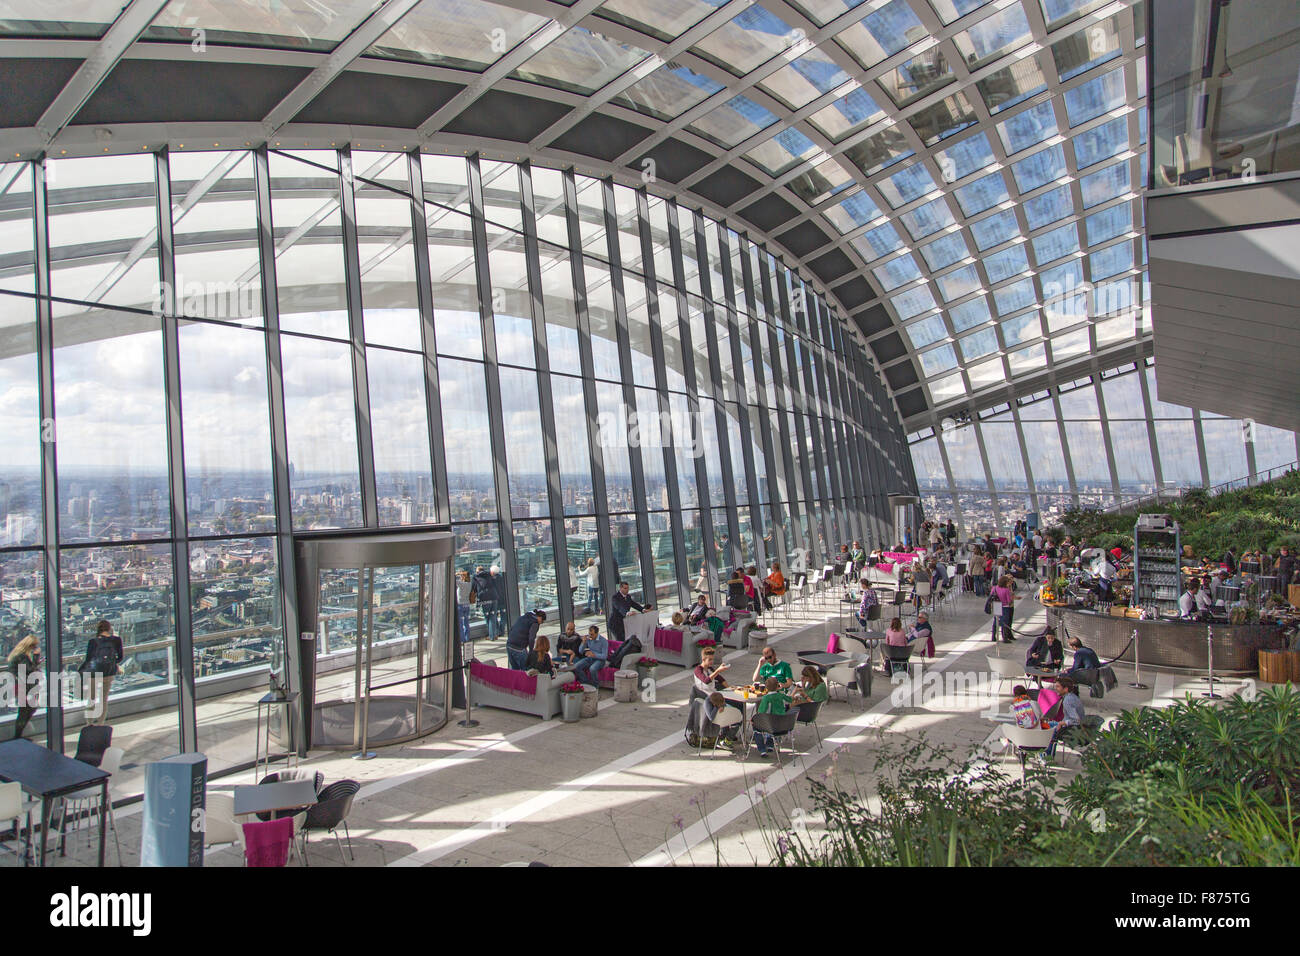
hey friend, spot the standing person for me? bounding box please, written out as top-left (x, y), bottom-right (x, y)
top-left (473, 565), bottom-right (497, 640)
top-left (970, 547), bottom-right (986, 597)
top-left (455, 570), bottom-right (473, 644)
top-left (6, 629), bottom-right (40, 739)
top-left (608, 580), bottom-right (650, 644)
top-left (1276, 546), bottom-right (1296, 593)
top-left (990, 575), bottom-right (1015, 643)
top-left (506, 608), bottom-right (546, 671)
top-left (489, 566), bottom-right (509, 639)
top-left (694, 563), bottom-right (709, 596)
top-left (946, 519), bottom-right (956, 544)
top-left (80, 619), bottom-right (123, 726)
top-left (583, 557), bottom-right (602, 615)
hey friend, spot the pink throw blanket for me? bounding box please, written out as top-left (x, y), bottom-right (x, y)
top-left (470, 659), bottom-right (538, 698)
top-left (654, 627), bottom-right (684, 653)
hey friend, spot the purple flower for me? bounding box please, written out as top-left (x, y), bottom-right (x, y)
top-left (673, 813), bottom-right (684, 830)
top-left (776, 835), bottom-right (789, 856)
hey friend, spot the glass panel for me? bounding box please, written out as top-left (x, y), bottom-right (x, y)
top-left (618, 64), bottom-right (725, 120)
top-left (693, 6), bottom-right (796, 75)
top-left (837, 0), bottom-right (923, 68)
top-left (970, 209), bottom-right (1020, 250)
top-left (598, 0), bottom-right (720, 38)
top-left (428, 204), bottom-right (482, 361)
top-left (281, 335), bottom-right (363, 530)
top-left (1110, 420), bottom-right (1156, 491)
top-left (169, 151), bottom-right (262, 326)
top-left (1202, 418), bottom-right (1249, 486)
top-left (0, 551), bottom-right (43, 738)
top-left (954, 171), bottom-right (1010, 215)
top-left (512, 26), bottom-right (649, 94)
top-left (981, 421), bottom-right (1028, 491)
top-left (269, 151), bottom-right (348, 339)
top-left (438, 358), bottom-right (496, 521)
top-left (1153, 419), bottom-right (1201, 484)
top-left (950, 296), bottom-right (992, 331)
top-left (148, 0), bottom-right (377, 50)
top-left (48, 155), bottom-right (159, 317)
top-left (998, 101), bottom-right (1059, 154)
top-left (909, 92), bottom-right (978, 145)
top-left (758, 48), bottom-right (851, 110)
top-left (179, 323), bottom-right (274, 537)
top-left (60, 543), bottom-right (174, 801)
top-left (809, 88), bottom-right (888, 142)
top-left (368, 348), bottom-right (435, 526)
top-left (191, 537), bottom-right (280, 776)
top-left (54, 316), bottom-right (170, 543)
top-left (365, 0), bottom-right (549, 70)
top-left (514, 519), bottom-right (558, 614)
top-left (1022, 419), bottom-right (1070, 491)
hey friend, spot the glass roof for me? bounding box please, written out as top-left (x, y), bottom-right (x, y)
top-left (1, 0), bottom-right (1150, 423)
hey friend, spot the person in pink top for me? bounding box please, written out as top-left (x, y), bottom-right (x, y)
top-left (990, 574), bottom-right (1015, 643)
top-left (885, 617), bottom-right (907, 646)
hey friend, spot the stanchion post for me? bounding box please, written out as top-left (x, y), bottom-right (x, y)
top-left (459, 638), bottom-right (479, 728)
top-left (1202, 625), bottom-right (1221, 700)
top-left (1128, 626), bottom-right (1148, 689)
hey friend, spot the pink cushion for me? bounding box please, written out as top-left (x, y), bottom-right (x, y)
top-left (826, 632), bottom-right (841, 653)
top-left (470, 659), bottom-right (538, 697)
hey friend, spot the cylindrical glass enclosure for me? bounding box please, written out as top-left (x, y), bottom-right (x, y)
top-left (294, 530), bottom-right (454, 750)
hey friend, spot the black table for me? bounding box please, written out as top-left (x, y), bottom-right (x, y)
top-left (797, 652), bottom-right (850, 669)
top-left (0, 739), bottom-right (109, 867)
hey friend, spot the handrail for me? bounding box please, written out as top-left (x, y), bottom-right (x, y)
top-left (1103, 461), bottom-right (1298, 515)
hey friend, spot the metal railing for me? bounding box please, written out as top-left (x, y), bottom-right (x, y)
top-left (1103, 461), bottom-right (1299, 515)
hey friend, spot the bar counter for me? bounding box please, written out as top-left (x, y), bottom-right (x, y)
top-left (1046, 606), bottom-right (1287, 676)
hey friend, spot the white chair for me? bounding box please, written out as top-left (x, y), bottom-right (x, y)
top-left (986, 655), bottom-right (1025, 694)
top-left (700, 706), bottom-right (744, 758)
top-left (58, 745), bottom-right (123, 865)
top-left (826, 664), bottom-right (863, 710)
top-left (0, 781), bottom-right (35, 866)
top-left (1001, 725), bottom-right (1056, 770)
top-left (204, 792), bottom-right (245, 852)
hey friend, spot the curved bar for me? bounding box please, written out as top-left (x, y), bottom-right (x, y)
top-left (1047, 607), bottom-right (1286, 677)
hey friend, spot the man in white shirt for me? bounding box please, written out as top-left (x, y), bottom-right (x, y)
top-left (1195, 581), bottom-right (1214, 615)
top-left (1178, 581), bottom-right (1198, 619)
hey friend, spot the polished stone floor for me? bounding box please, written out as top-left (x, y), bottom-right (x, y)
top-left (22, 574), bottom-right (1262, 868)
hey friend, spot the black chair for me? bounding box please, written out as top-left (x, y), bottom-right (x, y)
top-left (865, 603), bottom-right (882, 622)
top-left (747, 711), bottom-right (799, 766)
top-left (257, 770), bottom-right (325, 822)
top-left (298, 779), bottom-right (360, 865)
top-left (881, 643), bottom-right (914, 678)
top-left (727, 580), bottom-right (749, 611)
top-left (73, 725), bottom-right (112, 767)
top-left (793, 699), bottom-right (824, 751)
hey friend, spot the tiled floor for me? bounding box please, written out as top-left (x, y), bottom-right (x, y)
top-left (22, 576), bottom-right (1261, 868)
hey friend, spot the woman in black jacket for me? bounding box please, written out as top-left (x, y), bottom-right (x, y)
top-left (1025, 628), bottom-right (1063, 671)
top-left (7, 630), bottom-right (40, 739)
top-left (81, 619), bottom-right (123, 726)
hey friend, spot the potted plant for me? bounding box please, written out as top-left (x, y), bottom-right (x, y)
top-left (559, 680), bottom-right (585, 722)
top-left (635, 657), bottom-right (660, 686)
top-left (694, 636), bottom-right (717, 650)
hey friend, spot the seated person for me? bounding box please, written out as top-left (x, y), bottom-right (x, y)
top-left (726, 568), bottom-right (749, 611)
top-left (752, 677), bottom-right (791, 757)
top-left (702, 691), bottom-right (740, 746)
top-left (1064, 637), bottom-right (1101, 675)
top-left (791, 666), bottom-right (829, 705)
top-left (671, 610), bottom-right (686, 628)
top-left (524, 635), bottom-right (557, 678)
top-left (752, 646), bottom-right (794, 690)
top-left (571, 625), bottom-right (608, 687)
top-left (885, 617), bottom-right (907, 647)
top-left (1044, 677), bottom-right (1086, 756)
top-left (693, 647), bottom-right (731, 695)
top-left (685, 593), bottom-right (712, 626)
top-left (1010, 685), bottom-right (1042, 729)
top-left (908, 611), bottom-right (933, 646)
top-left (555, 621), bottom-right (583, 665)
top-left (762, 561), bottom-right (786, 611)
top-left (1025, 628), bottom-right (1063, 670)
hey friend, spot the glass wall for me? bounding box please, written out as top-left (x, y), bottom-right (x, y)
top-left (0, 149), bottom-right (900, 787)
top-left (910, 358), bottom-right (1299, 534)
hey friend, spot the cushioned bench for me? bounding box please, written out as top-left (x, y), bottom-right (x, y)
top-left (468, 659), bottom-right (565, 720)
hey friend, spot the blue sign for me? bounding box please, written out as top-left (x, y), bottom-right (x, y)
top-left (141, 753), bottom-right (207, 867)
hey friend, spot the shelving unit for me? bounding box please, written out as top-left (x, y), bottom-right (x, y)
top-left (1133, 515), bottom-right (1182, 617)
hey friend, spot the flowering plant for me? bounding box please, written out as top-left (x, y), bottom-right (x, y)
top-left (560, 680), bottom-right (587, 694)
top-left (636, 658), bottom-right (660, 668)
top-left (694, 637), bottom-right (717, 648)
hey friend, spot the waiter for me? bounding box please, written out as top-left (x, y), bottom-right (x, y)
top-left (608, 580), bottom-right (652, 643)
